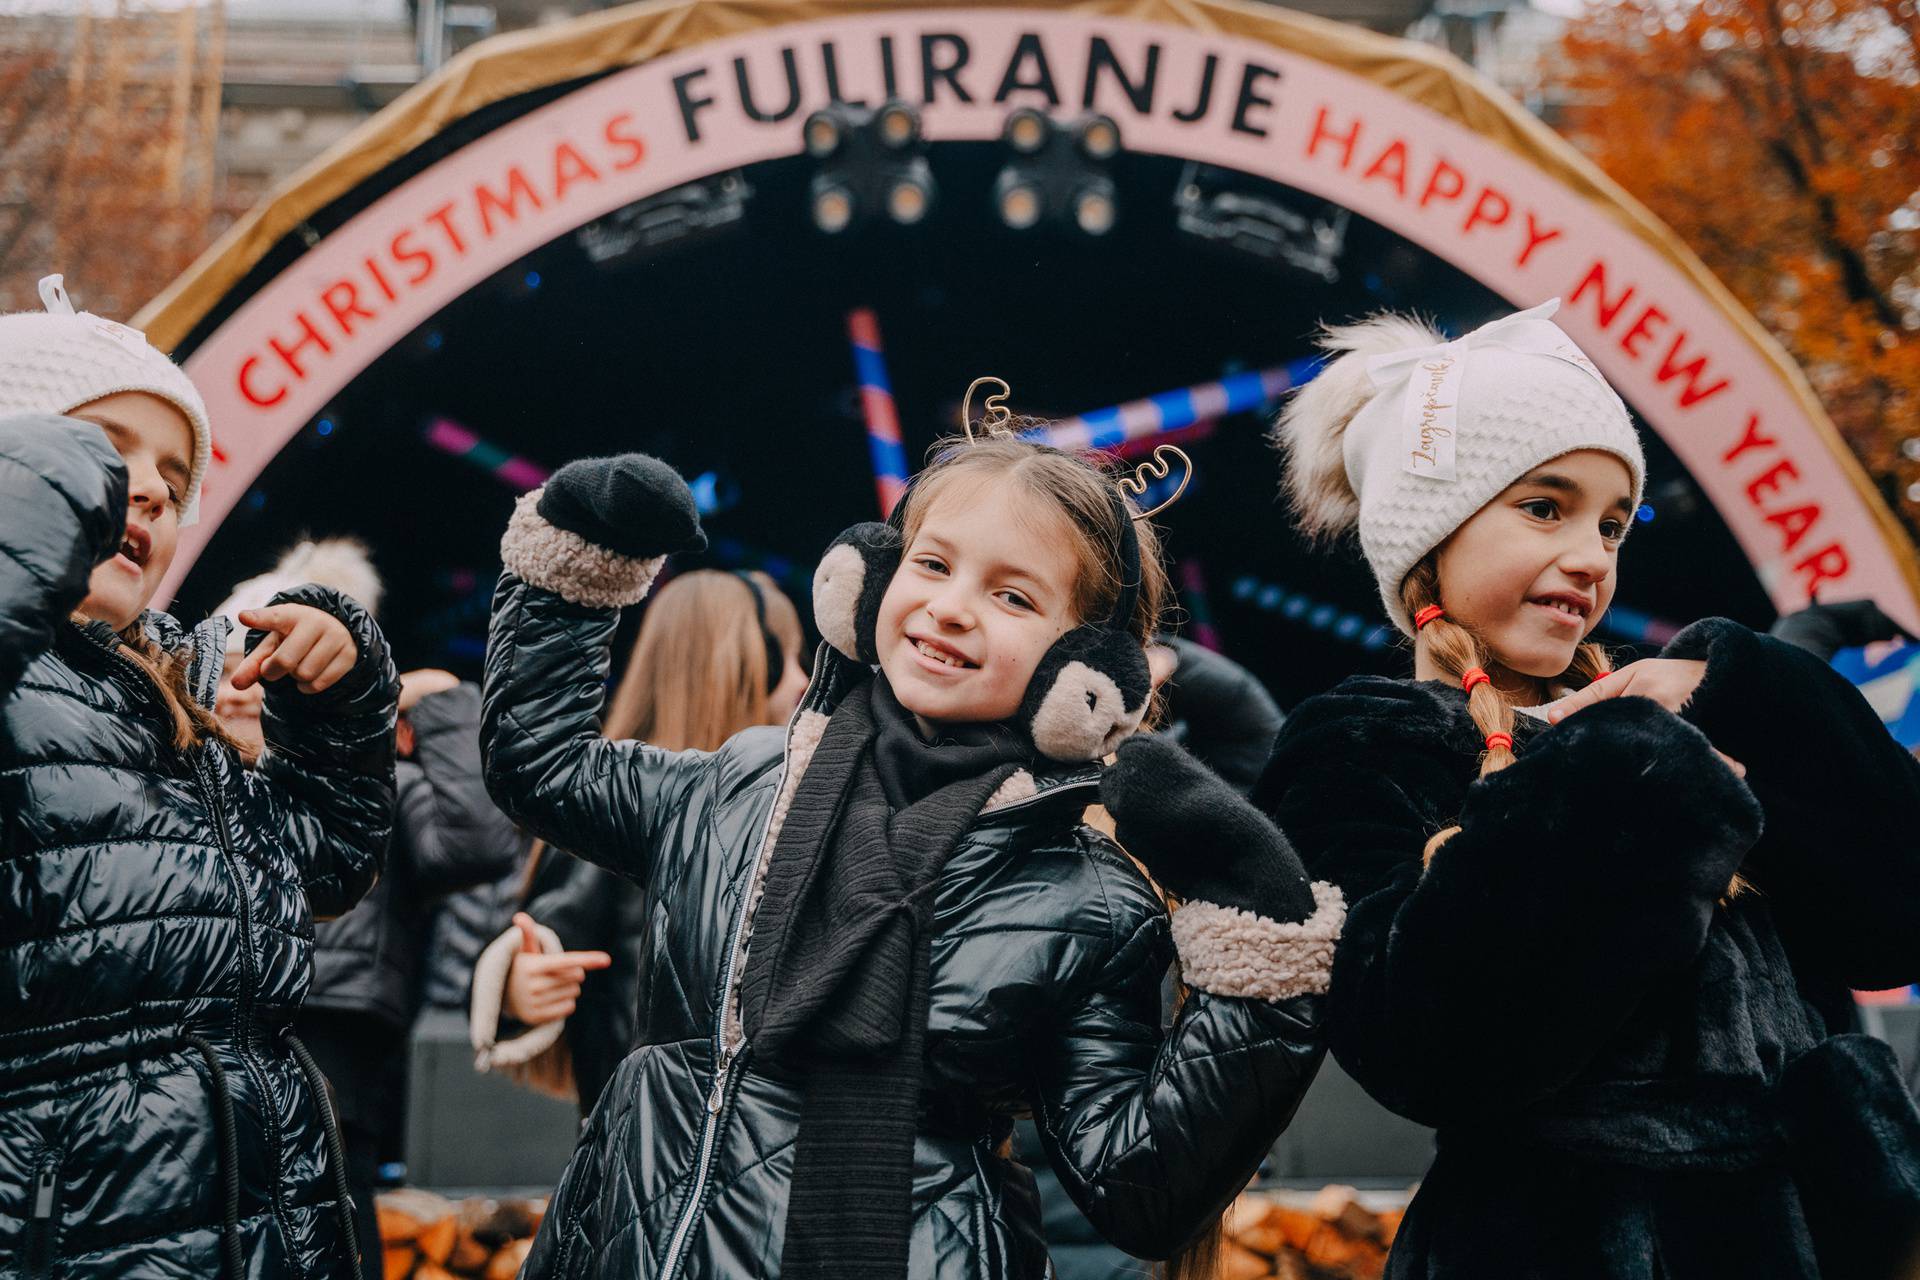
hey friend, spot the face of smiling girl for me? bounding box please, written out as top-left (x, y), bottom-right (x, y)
top-left (1428, 448), bottom-right (1634, 690)
top-left (876, 477), bottom-right (1082, 732)
top-left (72, 391), bottom-right (193, 631)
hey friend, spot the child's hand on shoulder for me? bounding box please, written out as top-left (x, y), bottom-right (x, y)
top-left (231, 604), bottom-right (358, 695)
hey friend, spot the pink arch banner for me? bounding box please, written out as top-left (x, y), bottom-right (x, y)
top-left (160, 8), bottom-right (1920, 630)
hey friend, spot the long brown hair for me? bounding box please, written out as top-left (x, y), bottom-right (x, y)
top-left (104, 620), bottom-right (258, 761)
top-left (1403, 560), bottom-right (1748, 898)
top-left (521, 570), bottom-right (801, 891)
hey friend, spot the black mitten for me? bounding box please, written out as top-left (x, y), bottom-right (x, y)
top-left (1769, 598), bottom-right (1908, 661)
top-left (536, 454), bottom-right (708, 559)
top-left (1101, 733), bottom-right (1317, 922)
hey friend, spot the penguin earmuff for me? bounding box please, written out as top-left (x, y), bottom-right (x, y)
top-left (809, 376), bottom-right (1194, 761)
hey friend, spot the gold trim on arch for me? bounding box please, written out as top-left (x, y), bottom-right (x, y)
top-left (133, 0), bottom-right (1920, 603)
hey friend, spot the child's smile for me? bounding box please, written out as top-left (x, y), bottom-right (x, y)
top-left (877, 479), bottom-right (1080, 732)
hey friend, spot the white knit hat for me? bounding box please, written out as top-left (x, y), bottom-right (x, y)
top-left (0, 275), bottom-right (213, 525)
top-left (1275, 298), bottom-right (1645, 634)
top-left (212, 538), bottom-right (383, 652)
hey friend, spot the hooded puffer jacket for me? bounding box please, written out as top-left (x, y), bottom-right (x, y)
top-left (479, 558), bottom-right (1337, 1280)
top-left (0, 415), bottom-right (399, 1280)
top-left (1255, 620), bottom-right (1920, 1280)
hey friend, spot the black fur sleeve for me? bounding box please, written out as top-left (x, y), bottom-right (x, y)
top-left (1258, 681), bottom-right (1760, 1127)
top-left (1669, 617), bottom-right (1920, 988)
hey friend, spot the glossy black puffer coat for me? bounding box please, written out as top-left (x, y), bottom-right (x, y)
top-left (0, 416), bottom-right (399, 1279)
top-left (481, 570), bottom-right (1326, 1280)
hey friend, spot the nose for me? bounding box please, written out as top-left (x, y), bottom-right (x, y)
top-left (124, 459), bottom-right (170, 517)
top-left (924, 580), bottom-right (976, 630)
top-left (1557, 526), bottom-right (1614, 584)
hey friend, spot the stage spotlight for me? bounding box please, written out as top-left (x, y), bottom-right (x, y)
top-left (992, 108), bottom-right (1122, 236)
top-left (1073, 183), bottom-right (1117, 235)
top-left (1075, 114), bottom-right (1120, 160)
top-left (812, 178), bottom-right (857, 233)
top-left (803, 102), bottom-right (934, 234)
top-left (1003, 106), bottom-right (1051, 154)
top-left (996, 171), bottom-right (1043, 229)
top-left (875, 100), bottom-right (920, 149)
top-left (887, 169), bottom-right (933, 225)
top-left (804, 109), bottom-right (845, 158)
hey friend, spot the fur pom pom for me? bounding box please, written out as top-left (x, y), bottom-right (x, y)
top-left (1272, 313), bottom-right (1444, 540)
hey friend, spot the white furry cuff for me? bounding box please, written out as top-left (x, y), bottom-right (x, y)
top-left (1170, 881), bottom-right (1347, 1002)
top-left (470, 919), bottom-right (569, 1073)
top-left (500, 489), bottom-right (666, 609)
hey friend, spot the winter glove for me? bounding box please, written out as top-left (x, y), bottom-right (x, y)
top-left (1102, 733), bottom-right (1317, 923)
top-left (1768, 598), bottom-right (1907, 662)
top-left (536, 453), bottom-right (708, 560)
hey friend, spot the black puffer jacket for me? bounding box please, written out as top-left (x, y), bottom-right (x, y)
top-left (481, 568), bottom-right (1329, 1280)
top-left (307, 683), bottom-right (522, 1029)
top-left (1256, 619), bottom-right (1920, 1280)
top-left (0, 416), bottom-right (398, 1280)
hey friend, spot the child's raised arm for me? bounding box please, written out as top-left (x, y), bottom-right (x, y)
top-left (0, 415), bottom-right (128, 699)
top-left (481, 454), bottom-right (710, 879)
top-left (1026, 736), bottom-right (1341, 1257)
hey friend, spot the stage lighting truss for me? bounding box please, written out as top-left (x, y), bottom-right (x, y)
top-left (992, 110), bottom-right (1124, 235)
top-left (576, 172), bottom-right (753, 265)
top-left (1172, 162), bottom-right (1350, 281)
top-left (803, 100), bottom-right (935, 234)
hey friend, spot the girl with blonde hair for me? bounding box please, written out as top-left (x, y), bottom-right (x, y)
top-left (474, 419), bottom-right (1339, 1280)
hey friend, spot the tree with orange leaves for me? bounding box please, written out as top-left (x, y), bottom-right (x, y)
top-left (1557, 0), bottom-right (1920, 541)
top-left (0, 4), bottom-right (237, 320)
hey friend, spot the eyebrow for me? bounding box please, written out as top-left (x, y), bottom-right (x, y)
top-left (1519, 471), bottom-right (1634, 515)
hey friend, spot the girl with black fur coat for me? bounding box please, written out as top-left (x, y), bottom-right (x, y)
top-left (479, 416), bottom-right (1341, 1280)
top-left (1256, 299), bottom-right (1920, 1280)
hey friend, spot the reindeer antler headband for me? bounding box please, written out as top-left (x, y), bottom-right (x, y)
top-left (961, 375), bottom-right (1193, 522)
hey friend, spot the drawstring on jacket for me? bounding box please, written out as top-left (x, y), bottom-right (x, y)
top-left (182, 1033), bottom-right (246, 1280)
top-left (282, 1029), bottom-right (363, 1275)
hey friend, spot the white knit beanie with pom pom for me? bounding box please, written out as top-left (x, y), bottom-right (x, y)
top-left (1274, 298), bottom-right (1645, 635)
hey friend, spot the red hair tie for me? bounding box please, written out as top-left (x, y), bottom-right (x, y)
top-left (1413, 605), bottom-right (1447, 631)
top-left (1484, 732), bottom-right (1514, 753)
top-left (1461, 668), bottom-right (1491, 694)
top-left (1592, 671), bottom-right (1611, 683)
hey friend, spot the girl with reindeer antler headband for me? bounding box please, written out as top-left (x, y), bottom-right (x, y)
top-left (1255, 299), bottom-right (1920, 1279)
top-left (477, 377), bottom-right (1341, 1280)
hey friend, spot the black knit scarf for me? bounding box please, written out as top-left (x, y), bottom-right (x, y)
top-left (738, 675), bottom-right (1025, 1280)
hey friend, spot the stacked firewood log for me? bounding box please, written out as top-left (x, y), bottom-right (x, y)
top-left (1220, 1186), bottom-right (1406, 1280)
top-left (376, 1183), bottom-right (1407, 1279)
top-left (376, 1189), bottom-right (543, 1280)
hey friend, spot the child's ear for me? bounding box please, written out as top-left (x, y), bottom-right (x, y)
top-left (813, 522), bottom-right (901, 665)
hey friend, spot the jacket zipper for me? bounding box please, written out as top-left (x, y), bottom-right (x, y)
top-left (24, 1156), bottom-right (58, 1277)
top-left (653, 649), bottom-right (1097, 1280)
top-left (75, 627), bottom-right (306, 1277)
top-left (655, 646), bottom-right (832, 1280)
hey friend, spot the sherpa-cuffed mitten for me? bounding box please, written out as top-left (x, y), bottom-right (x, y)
top-left (538, 454), bottom-right (708, 560)
top-left (501, 453), bottom-right (706, 610)
top-left (1102, 733), bottom-right (1344, 1002)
